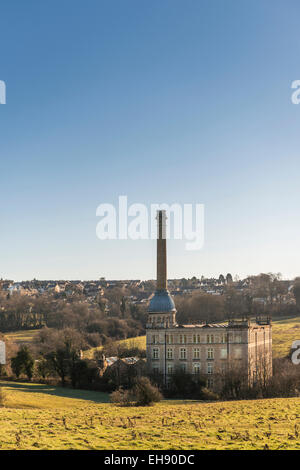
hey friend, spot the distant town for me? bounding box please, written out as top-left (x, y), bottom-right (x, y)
top-left (1, 274), bottom-right (297, 308)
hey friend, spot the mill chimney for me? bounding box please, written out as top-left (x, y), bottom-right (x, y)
top-left (157, 210), bottom-right (167, 291)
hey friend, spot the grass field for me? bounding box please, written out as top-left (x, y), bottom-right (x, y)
top-left (272, 316), bottom-right (300, 358)
top-left (1, 380), bottom-right (300, 449)
top-left (4, 329), bottom-right (41, 345)
top-left (83, 335), bottom-right (146, 359)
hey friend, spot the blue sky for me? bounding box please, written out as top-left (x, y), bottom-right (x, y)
top-left (1, 0), bottom-right (300, 281)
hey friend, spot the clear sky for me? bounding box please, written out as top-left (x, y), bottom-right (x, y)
top-left (1, 0), bottom-right (300, 281)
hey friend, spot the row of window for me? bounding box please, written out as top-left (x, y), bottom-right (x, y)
top-left (152, 347), bottom-right (234, 360)
top-left (153, 362), bottom-right (217, 375)
top-left (148, 315), bottom-right (175, 323)
top-left (150, 333), bottom-right (242, 345)
top-left (164, 377), bottom-right (214, 389)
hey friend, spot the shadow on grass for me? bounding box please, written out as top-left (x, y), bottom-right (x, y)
top-left (1, 380), bottom-right (110, 403)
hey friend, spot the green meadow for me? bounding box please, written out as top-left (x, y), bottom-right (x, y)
top-left (1, 380), bottom-right (300, 449)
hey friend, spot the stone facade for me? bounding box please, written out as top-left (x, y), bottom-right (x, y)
top-left (146, 319), bottom-right (272, 390)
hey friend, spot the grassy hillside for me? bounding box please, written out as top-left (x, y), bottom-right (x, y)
top-left (1, 380), bottom-right (300, 449)
top-left (83, 335), bottom-right (146, 359)
top-left (272, 316), bottom-right (300, 358)
top-left (4, 329), bottom-right (41, 345)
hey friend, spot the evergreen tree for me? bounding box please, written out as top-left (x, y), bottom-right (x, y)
top-left (11, 346), bottom-right (34, 380)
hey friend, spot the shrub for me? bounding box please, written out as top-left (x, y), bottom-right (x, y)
top-left (166, 369), bottom-right (206, 399)
top-left (110, 377), bottom-right (162, 406)
top-left (0, 385), bottom-right (6, 407)
top-left (0, 364), bottom-right (7, 377)
top-left (199, 387), bottom-right (219, 401)
top-left (132, 377), bottom-right (162, 406)
top-left (110, 387), bottom-right (132, 406)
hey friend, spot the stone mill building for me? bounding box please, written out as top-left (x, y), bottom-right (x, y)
top-left (146, 210), bottom-right (272, 391)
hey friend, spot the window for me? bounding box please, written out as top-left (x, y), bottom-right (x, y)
top-left (193, 334), bottom-right (201, 344)
top-left (180, 348), bottom-right (186, 359)
top-left (152, 334), bottom-right (159, 344)
top-left (207, 363), bottom-right (213, 374)
top-left (167, 364), bottom-right (173, 375)
top-left (193, 363), bottom-right (201, 374)
top-left (234, 347), bottom-right (242, 359)
top-left (193, 348), bottom-right (200, 359)
top-left (207, 334), bottom-right (214, 344)
top-left (152, 348), bottom-right (159, 359)
top-left (180, 363), bottom-right (187, 373)
top-left (166, 334), bottom-right (173, 344)
top-left (235, 334), bottom-right (242, 344)
top-left (220, 348), bottom-right (227, 359)
top-left (221, 333), bottom-right (228, 344)
top-left (152, 365), bottom-right (159, 374)
top-left (167, 348), bottom-right (173, 359)
top-left (207, 378), bottom-right (214, 389)
top-left (207, 348), bottom-right (214, 359)
top-left (179, 334), bottom-right (187, 344)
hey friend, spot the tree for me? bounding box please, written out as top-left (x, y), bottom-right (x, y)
top-left (11, 346), bottom-right (34, 380)
top-left (218, 274), bottom-right (225, 284)
top-left (176, 293), bottom-right (224, 324)
top-left (293, 279), bottom-right (300, 310)
top-left (224, 288), bottom-right (247, 319)
top-left (167, 369), bottom-right (206, 398)
top-left (11, 356), bottom-right (22, 378)
top-left (96, 295), bottom-right (106, 314)
top-left (226, 273), bottom-right (233, 284)
top-left (245, 293), bottom-right (253, 316)
top-left (42, 329), bottom-right (85, 386)
top-left (36, 358), bottom-right (52, 380)
top-left (46, 341), bottom-right (80, 386)
top-left (120, 297), bottom-right (126, 317)
top-left (220, 363), bottom-right (248, 399)
top-left (69, 359), bottom-right (90, 389)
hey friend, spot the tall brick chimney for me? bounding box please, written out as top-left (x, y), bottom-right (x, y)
top-left (157, 210), bottom-right (167, 291)
top-left (148, 209), bottom-right (176, 324)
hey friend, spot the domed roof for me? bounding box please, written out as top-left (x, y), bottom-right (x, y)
top-left (148, 289), bottom-right (176, 313)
